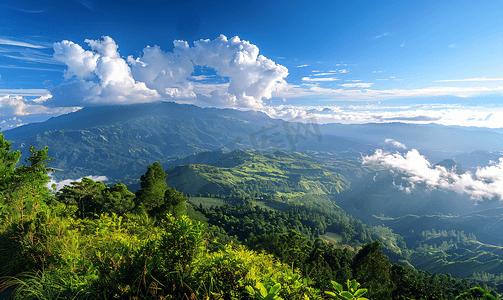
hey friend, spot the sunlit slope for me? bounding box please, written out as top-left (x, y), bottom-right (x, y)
top-left (408, 231), bottom-right (503, 278)
top-left (166, 149), bottom-right (353, 197)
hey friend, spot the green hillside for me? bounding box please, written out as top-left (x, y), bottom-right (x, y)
top-left (166, 149), bottom-right (353, 198)
top-left (408, 229), bottom-right (503, 286)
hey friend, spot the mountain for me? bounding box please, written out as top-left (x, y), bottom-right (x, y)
top-left (454, 150), bottom-right (503, 169)
top-left (3, 102), bottom-right (281, 183)
top-left (435, 159), bottom-right (467, 175)
top-left (320, 123), bottom-right (503, 163)
top-left (4, 101), bottom-right (503, 186)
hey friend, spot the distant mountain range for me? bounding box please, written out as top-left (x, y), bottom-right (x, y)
top-left (3, 101), bottom-right (503, 185)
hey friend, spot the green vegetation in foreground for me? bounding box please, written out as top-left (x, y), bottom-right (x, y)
top-left (0, 133), bottom-right (500, 299)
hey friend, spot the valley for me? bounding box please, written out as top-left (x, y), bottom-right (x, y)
top-left (1, 102), bottom-right (503, 298)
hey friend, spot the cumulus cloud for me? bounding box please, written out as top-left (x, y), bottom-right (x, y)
top-left (47, 174), bottom-right (108, 192)
top-left (385, 138), bottom-right (407, 149)
top-left (363, 149), bottom-right (503, 201)
top-left (50, 36), bottom-right (160, 106)
top-left (128, 34), bottom-right (288, 109)
top-left (50, 35), bottom-right (288, 109)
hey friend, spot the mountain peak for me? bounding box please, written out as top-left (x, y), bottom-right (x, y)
top-left (435, 159), bottom-right (467, 175)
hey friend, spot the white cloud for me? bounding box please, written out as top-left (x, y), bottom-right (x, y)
top-left (385, 138), bottom-right (407, 149)
top-left (0, 37), bottom-right (48, 49)
top-left (363, 149), bottom-right (503, 201)
top-left (128, 34), bottom-right (288, 109)
top-left (3, 49), bottom-right (59, 65)
top-left (295, 64), bottom-right (308, 68)
top-left (0, 95), bottom-right (78, 116)
top-left (313, 72), bottom-right (337, 76)
top-left (0, 89), bottom-right (49, 97)
top-left (256, 102), bottom-right (503, 128)
top-left (51, 36), bottom-right (160, 106)
top-left (375, 32), bottom-right (390, 39)
top-left (434, 78), bottom-right (503, 82)
top-left (302, 77), bottom-right (339, 82)
top-left (47, 174), bottom-right (108, 192)
top-left (339, 83), bottom-right (373, 88)
top-left (0, 65), bottom-right (62, 72)
top-left (0, 95), bottom-right (81, 130)
top-left (339, 69), bottom-right (349, 73)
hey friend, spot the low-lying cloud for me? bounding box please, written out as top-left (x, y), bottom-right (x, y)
top-left (0, 95), bottom-right (81, 129)
top-left (362, 149), bottom-right (503, 201)
top-left (385, 139), bottom-right (407, 149)
top-left (47, 174), bottom-right (108, 192)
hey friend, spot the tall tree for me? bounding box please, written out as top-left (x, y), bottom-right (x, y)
top-left (1, 141), bottom-right (52, 221)
top-left (352, 240), bottom-right (393, 299)
top-left (135, 161), bottom-right (168, 214)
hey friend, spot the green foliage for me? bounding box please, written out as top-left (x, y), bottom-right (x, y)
top-left (1, 144), bottom-right (52, 222)
top-left (193, 245), bottom-right (318, 299)
top-left (0, 133), bottom-right (22, 192)
top-left (134, 161), bottom-right (188, 220)
top-left (246, 282), bottom-right (283, 300)
top-left (456, 287), bottom-right (498, 300)
top-left (325, 279), bottom-right (368, 300)
top-left (55, 178), bottom-right (135, 218)
top-left (352, 240), bottom-right (393, 299)
top-left (135, 161), bottom-right (168, 212)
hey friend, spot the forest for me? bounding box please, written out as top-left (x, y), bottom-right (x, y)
top-left (0, 132), bottom-right (501, 299)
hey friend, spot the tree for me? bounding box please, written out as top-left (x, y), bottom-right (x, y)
top-left (456, 287), bottom-right (498, 300)
top-left (135, 161), bottom-right (168, 214)
top-left (352, 240), bottom-right (393, 299)
top-left (56, 178), bottom-right (135, 218)
top-left (163, 187), bottom-right (187, 217)
top-left (0, 133), bottom-right (21, 191)
top-left (1, 142), bottom-right (52, 221)
top-left (0, 133), bottom-right (22, 219)
top-left (56, 177), bottom-right (106, 218)
top-left (102, 183), bottom-right (136, 215)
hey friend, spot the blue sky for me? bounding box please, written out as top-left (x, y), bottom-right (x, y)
top-left (2, 0), bottom-right (503, 130)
